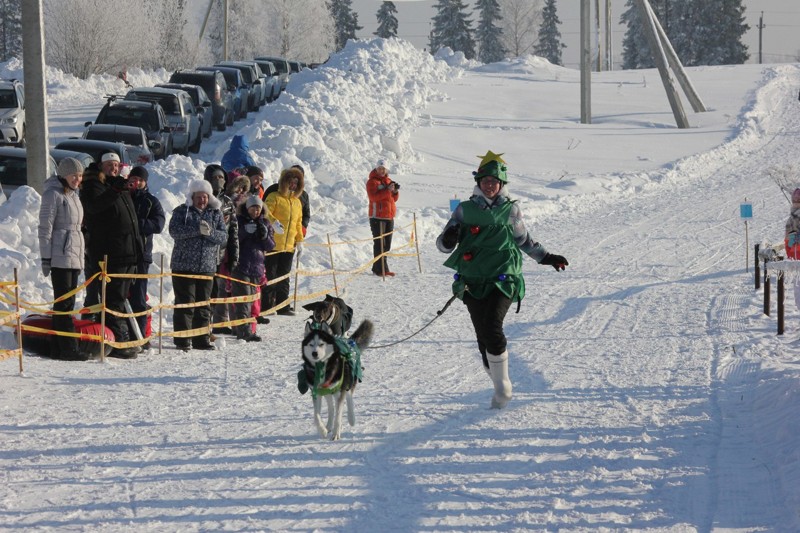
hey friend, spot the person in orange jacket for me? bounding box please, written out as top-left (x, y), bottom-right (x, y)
top-left (366, 159), bottom-right (399, 276)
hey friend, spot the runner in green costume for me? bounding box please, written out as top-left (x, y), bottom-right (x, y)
top-left (437, 151), bottom-right (569, 409)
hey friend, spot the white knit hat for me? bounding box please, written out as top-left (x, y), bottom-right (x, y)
top-left (185, 179), bottom-right (221, 209)
top-left (246, 195), bottom-right (263, 209)
top-left (101, 152), bottom-right (121, 163)
top-left (57, 157), bottom-right (83, 178)
top-left (376, 159), bottom-right (388, 171)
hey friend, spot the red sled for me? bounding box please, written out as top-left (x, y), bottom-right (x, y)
top-left (16, 314), bottom-right (115, 358)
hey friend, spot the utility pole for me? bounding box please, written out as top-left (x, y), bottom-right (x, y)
top-left (595, 0), bottom-right (601, 71)
top-left (758, 11), bottom-right (765, 64)
top-left (223, 0), bottom-right (229, 60)
top-left (21, 0), bottom-right (48, 194)
top-left (605, 0), bottom-right (612, 70)
top-left (580, 0), bottom-right (591, 123)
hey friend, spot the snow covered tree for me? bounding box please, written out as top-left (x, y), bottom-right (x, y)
top-left (150, 0), bottom-right (194, 71)
top-left (0, 0), bottom-right (21, 62)
top-left (328, 0), bottom-right (362, 52)
top-left (429, 0), bottom-right (476, 60)
top-left (533, 0), bottom-right (565, 65)
top-left (374, 1), bottom-right (398, 39)
top-left (475, 0), bottom-right (507, 63)
top-left (498, 0), bottom-right (539, 57)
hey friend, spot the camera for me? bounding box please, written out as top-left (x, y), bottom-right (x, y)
top-left (391, 181), bottom-right (400, 190)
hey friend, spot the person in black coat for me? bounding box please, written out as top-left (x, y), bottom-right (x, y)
top-left (80, 152), bottom-right (143, 359)
top-left (128, 166), bottom-right (165, 347)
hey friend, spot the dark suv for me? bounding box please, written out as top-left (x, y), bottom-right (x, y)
top-left (169, 69), bottom-right (234, 131)
top-left (87, 97), bottom-right (173, 160)
top-left (196, 66), bottom-right (248, 120)
top-left (215, 61), bottom-right (264, 110)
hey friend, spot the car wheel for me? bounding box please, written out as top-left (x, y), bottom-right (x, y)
top-left (17, 126), bottom-right (25, 147)
top-left (217, 121), bottom-right (226, 132)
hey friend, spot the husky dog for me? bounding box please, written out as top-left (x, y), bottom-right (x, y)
top-left (302, 294), bottom-right (353, 337)
top-left (300, 318), bottom-right (373, 440)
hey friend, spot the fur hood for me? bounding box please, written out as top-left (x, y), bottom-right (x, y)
top-left (184, 179), bottom-right (221, 210)
top-left (276, 167), bottom-right (305, 198)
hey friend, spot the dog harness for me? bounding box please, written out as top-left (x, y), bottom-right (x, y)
top-left (300, 322), bottom-right (363, 399)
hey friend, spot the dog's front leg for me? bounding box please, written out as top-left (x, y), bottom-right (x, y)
top-left (330, 392), bottom-right (347, 441)
top-left (325, 395), bottom-right (335, 434)
top-left (313, 396), bottom-right (328, 438)
top-left (345, 389), bottom-right (355, 427)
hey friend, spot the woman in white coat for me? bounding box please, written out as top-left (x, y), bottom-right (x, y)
top-left (38, 158), bottom-right (88, 360)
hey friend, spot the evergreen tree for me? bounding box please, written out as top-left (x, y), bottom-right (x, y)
top-left (327, 0), bottom-right (362, 51)
top-left (374, 1), bottom-right (398, 39)
top-left (429, 0), bottom-right (476, 59)
top-left (0, 0), bottom-right (21, 62)
top-left (621, 0), bottom-right (749, 69)
top-left (533, 0), bottom-right (565, 66)
top-left (475, 0), bottom-right (506, 63)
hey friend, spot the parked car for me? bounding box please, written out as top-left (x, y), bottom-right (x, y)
top-left (168, 69), bottom-right (234, 131)
top-left (215, 61), bottom-right (264, 110)
top-left (87, 98), bottom-right (172, 159)
top-left (50, 148), bottom-right (94, 170)
top-left (256, 56), bottom-right (290, 93)
top-left (124, 87), bottom-right (201, 155)
top-left (0, 146), bottom-right (57, 193)
top-left (252, 59), bottom-right (281, 102)
top-left (53, 139), bottom-right (133, 168)
top-left (197, 65), bottom-right (248, 120)
top-left (156, 83), bottom-right (214, 139)
top-left (0, 180), bottom-right (6, 205)
top-left (288, 60), bottom-right (303, 74)
top-left (0, 79), bottom-right (25, 147)
top-left (81, 124), bottom-right (157, 165)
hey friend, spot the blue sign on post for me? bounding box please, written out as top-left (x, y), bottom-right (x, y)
top-left (449, 198), bottom-right (460, 212)
top-left (740, 203), bottom-right (753, 219)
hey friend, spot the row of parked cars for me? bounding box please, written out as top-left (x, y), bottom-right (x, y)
top-left (0, 56), bottom-right (311, 202)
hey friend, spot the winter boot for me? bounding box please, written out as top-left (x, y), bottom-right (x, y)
top-left (487, 351), bottom-right (512, 409)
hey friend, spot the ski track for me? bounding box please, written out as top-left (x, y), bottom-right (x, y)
top-left (2, 64), bottom-right (800, 531)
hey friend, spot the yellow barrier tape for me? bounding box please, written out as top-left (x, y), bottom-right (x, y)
top-left (20, 324), bottom-right (104, 342)
top-left (0, 311), bottom-right (19, 327)
top-left (0, 348), bottom-right (21, 362)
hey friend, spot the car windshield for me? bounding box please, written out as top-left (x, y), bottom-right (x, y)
top-left (0, 156), bottom-right (27, 186)
top-left (102, 108), bottom-right (157, 131)
top-left (0, 89), bottom-right (17, 108)
top-left (130, 94), bottom-right (177, 114)
top-left (86, 129), bottom-right (143, 146)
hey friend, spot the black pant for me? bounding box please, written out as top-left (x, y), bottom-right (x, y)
top-left (104, 264), bottom-right (135, 343)
top-left (263, 251), bottom-right (295, 312)
top-left (51, 267), bottom-right (80, 355)
top-left (83, 257), bottom-right (101, 312)
top-left (211, 266), bottom-right (230, 326)
top-left (129, 261), bottom-right (150, 338)
top-left (463, 288), bottom-right (513, 368)
top-left (172, 272), bottom-right (214, 347)
top-left (231, 273), bottom-right (257, 338)
top-left (370, 218), bottom-right (393, 274)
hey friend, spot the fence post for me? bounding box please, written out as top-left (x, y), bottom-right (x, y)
top-left (327, 233), bottom-right (339, 297)
top-left (158, 254), bottom-right (164, 354)
top-left (413, 212), bottom-right (423, 274)
top-left (754, 244), bottom-right (760, 290)
top-left (778, 270), bottom-right (785, 335)
top-left (764, 263), bottom-right (770, 316)
top-left (14, 268), bottom-right (23, 374)
top-left (292, 252), bottom-right (300, 312)
top-left (100, 256), bottom-right (108, 362)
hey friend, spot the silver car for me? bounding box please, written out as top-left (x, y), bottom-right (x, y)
top-left (82, 124), bottom-right (158, 165)
top-left (124, 87), bottom-right (201, 155)
top-left (155, 83), bottom-right (214, 139)
top-left (0, 79), bottom-right (25, 146)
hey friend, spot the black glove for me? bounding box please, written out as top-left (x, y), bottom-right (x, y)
top-left (256, 221), bottom-right (268, 240)
top-left (441, 224), bottom-right (460, 249)
top-left (41, 258), bottom-right (51, 277)
top-left (540, 253), bottom-right (568, 271)
top-left (109, 175), bottom-right (127, 191)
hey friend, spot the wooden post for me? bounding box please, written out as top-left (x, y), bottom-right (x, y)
top-left (158, 254), bottom-right (164, 354)
top-left (745, 220), bottom-right (749, 273)
top-left (292, 251), bottom-right (300, 311)
top-left (14, 268), bottom-right (23, 374)
top-left (764, 267), bottom-right (771, 316)
top-left (327, 233), bottom-right (339, 296)
top-left (413, 213), bottom-right (423, 273)
top-left (754, 244), bottom-right (760, 290)
top-left (379, 220), bottom-right (386, 279)
top-left (777, 270), bottom-right (785, 335)
top-left (100, 256), bottom-right (108, 362)
top-left (580, 0), bottom-right (591, 124)
top-left (634, 0), bottom-right (689, 128)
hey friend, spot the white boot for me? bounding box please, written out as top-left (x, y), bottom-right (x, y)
top-left (487, 351), bottom-right (512, 409)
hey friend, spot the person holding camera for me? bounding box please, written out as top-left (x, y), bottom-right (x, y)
top-left (366, 159), bottom-right (399, 277)
top-left (436, 151), bottom-right (568, 409)
top-left (80, 151), bottom-right (143, 359)
top-left (168, 179), bottom-right (228, 351)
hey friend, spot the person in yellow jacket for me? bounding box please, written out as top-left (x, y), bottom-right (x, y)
top-left (264, 167), bottom-right (305, 316)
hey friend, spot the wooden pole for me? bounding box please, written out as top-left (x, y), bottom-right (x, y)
top-left (327, 233), bottom-right (339, 296)
top-left (605, 0), bottom-right (612, 70)
top-left (158, 254), bottom-right (164, 354)
top-left (745, 221), bottom-right (749, 273)
top-left (634, 0), bottom-right (689, 128)
top-left (292, 251), bottom-right (300, 312)
top-left (100, 256), bottom-right (108, 362)
top-left (754, 244), bottom-right (760, 290)
top-left (764, 267), bottom-right (771, 316)
top-left (413, 212), bottom-right (423, 273)
top-left (777, 270), bottom-right (785, 335)
top-left (14, 268), bottom-right (23, 374)
top-left (580, 0), bottom-right (591, 124)
top-left (595, 0), bottom-right (601, 71)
